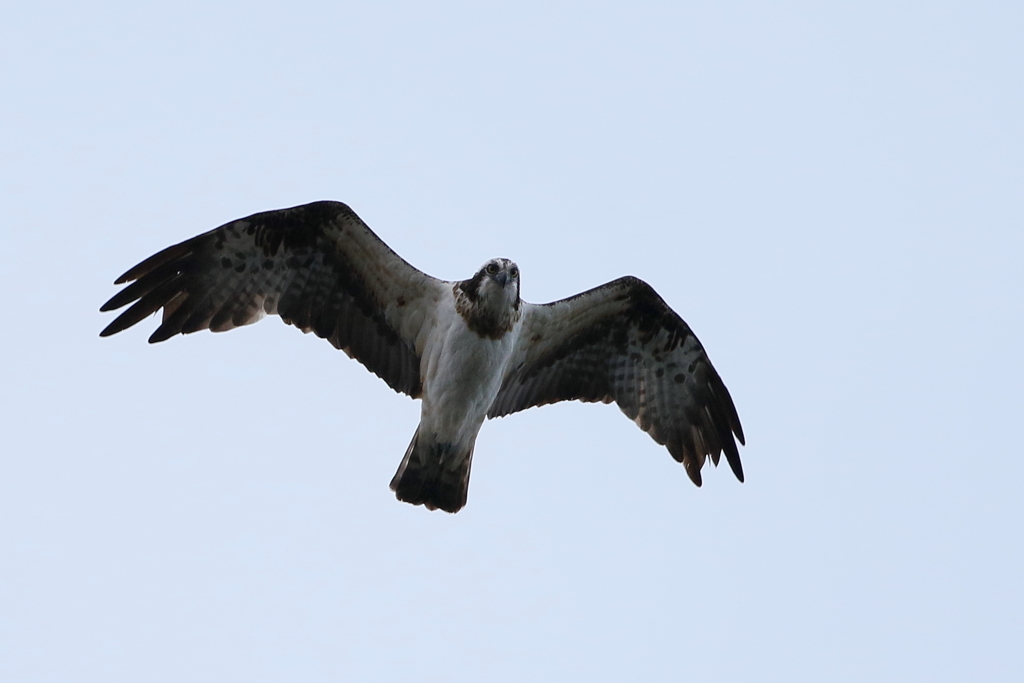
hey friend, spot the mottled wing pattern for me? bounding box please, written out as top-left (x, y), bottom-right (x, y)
top-left (489, 277), bottom-right (745, 485)
top-left (100, 201), bottom-right (446, 397)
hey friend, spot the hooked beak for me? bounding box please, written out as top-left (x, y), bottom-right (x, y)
top-left (494, 271), bottom-right (509, 287)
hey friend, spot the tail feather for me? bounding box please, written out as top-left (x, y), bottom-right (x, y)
top-left (390, 429), bottom-right (475, 513)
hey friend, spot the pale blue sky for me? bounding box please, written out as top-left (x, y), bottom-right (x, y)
top-left (2, 2), bottom-right (1022, 681)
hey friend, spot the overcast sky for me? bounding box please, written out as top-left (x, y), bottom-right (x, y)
top-left (2, 1), bottom-right (1022, 681)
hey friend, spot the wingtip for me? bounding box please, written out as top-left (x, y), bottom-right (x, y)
top-left (147, 326), bottom-right (175, 344)
top-left (99, 319), bottom-right (126, 338)
top-left (722, 435), bottom-right (745, 483)
top-left (683, 459), bottom-right (703, 487)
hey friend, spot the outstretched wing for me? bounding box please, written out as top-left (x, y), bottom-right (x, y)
top-left (100, 200), bottom-right (447, 398)
top-left (489, 276), bottom-right (745, 485)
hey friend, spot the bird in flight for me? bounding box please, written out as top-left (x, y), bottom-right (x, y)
top-left (100, 201), bottom-right (745, 512)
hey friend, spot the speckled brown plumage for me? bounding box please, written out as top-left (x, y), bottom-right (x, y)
top-left (490, 277), bottom-right (744, 486)
top-left (100, 201), bottom-right (434, 397)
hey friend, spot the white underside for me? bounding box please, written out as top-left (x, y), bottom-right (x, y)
top-left (416, 295), bottom-right (521, 450)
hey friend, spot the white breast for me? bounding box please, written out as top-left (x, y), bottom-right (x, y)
top-left (417, 296), bottom-right (521, 446)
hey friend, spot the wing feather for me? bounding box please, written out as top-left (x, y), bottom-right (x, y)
top-left (490, 276), bottom-right (745, 484)
top-left (100, 200), bottom-right (446, 397)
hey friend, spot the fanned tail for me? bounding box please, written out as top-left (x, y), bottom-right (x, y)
top-left (390, 428), bottom-right (475, 513)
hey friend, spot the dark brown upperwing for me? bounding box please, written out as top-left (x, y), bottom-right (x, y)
top-left (489, 276), bottom-right (745, 485)
top-left (100, 201), bottom-right (445, 397)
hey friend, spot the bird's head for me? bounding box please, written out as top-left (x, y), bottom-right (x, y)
top-left (472, 258), bottom-right (520, 309)
top-left (454, 258), bottom-right (522, 338)
top-left (456, 257), bottom-right (521, 315)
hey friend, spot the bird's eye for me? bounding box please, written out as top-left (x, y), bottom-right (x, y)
top-left (509, 267), bottom-right (519, 278)
top-left (486, 263), bottom-right (499, 275)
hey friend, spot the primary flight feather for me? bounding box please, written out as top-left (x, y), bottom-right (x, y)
top-left (100, 200), bottom-right (745, 512)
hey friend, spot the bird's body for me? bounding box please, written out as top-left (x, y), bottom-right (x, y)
top-left (393, 269), bottom-right (524, 511)
top-left (101, 201), bottom-right (745, 512)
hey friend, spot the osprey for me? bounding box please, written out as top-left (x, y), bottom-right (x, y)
top-left (100, 201), bottom-right (745, 512)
